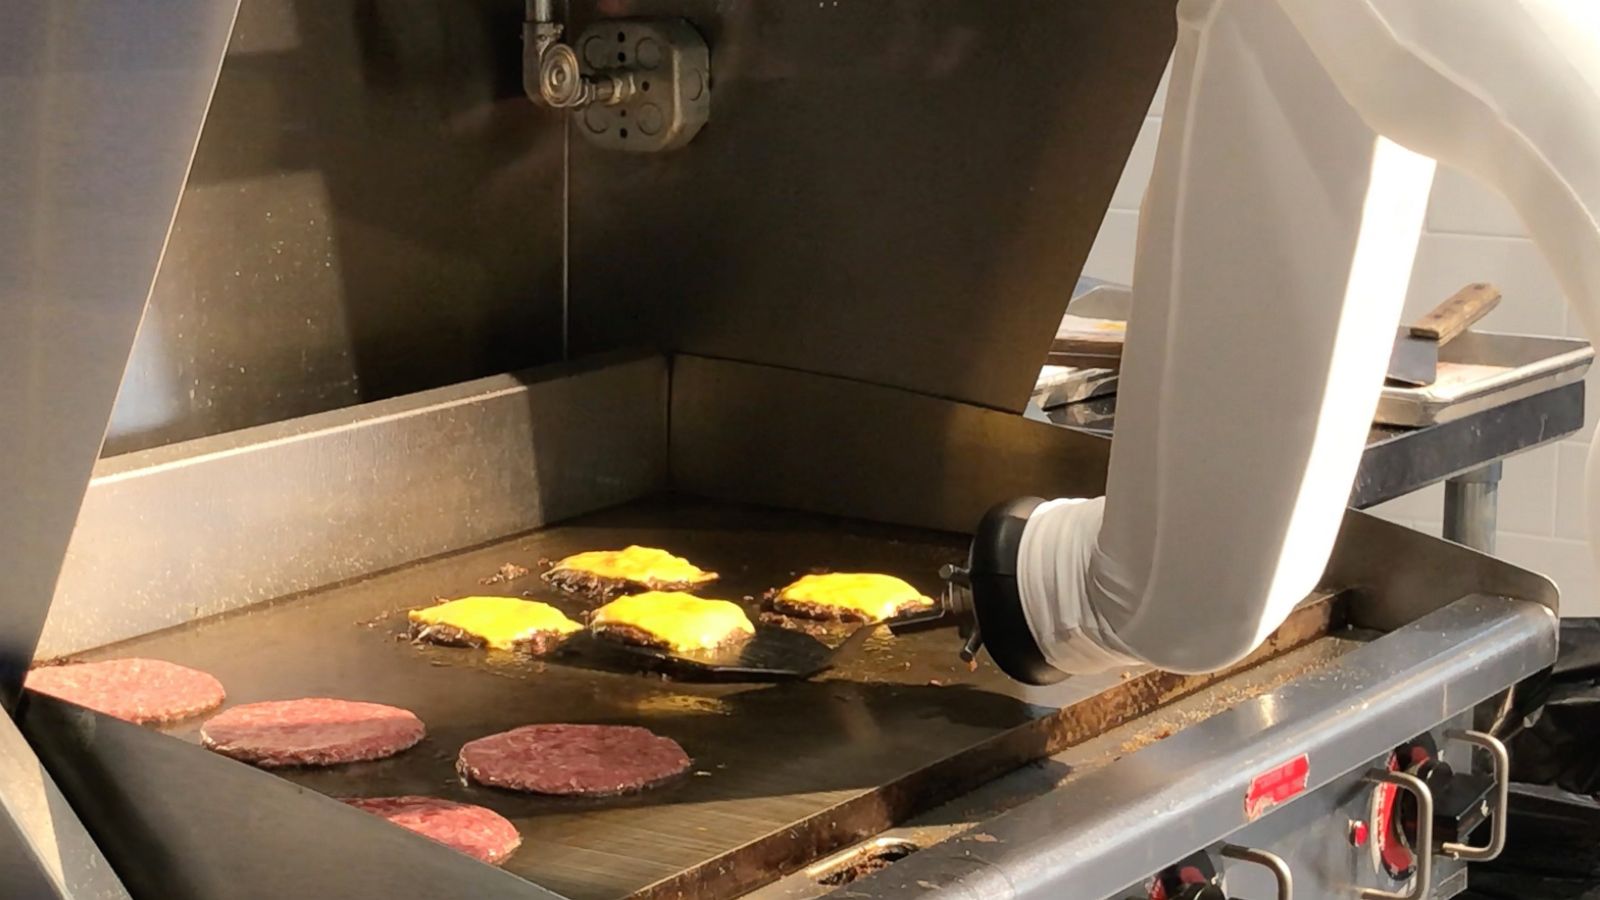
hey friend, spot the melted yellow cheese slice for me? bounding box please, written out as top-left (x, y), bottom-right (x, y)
top-left (590, 591), bottom-right (755, 652)
top-left (549, 546), bottom-right (717, 587)
top-left (775, 573), bottom-right (934, 622)
top-left (409, 596), bottom-right (582, 650)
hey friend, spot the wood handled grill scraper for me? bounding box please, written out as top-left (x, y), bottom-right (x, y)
top-left (1050, 282), bottom-right (1502, 388)
top-left (1385, 282), bottom-right (1502, 387)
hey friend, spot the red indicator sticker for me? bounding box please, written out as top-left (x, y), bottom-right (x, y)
top-left (1245, 754), bottom-right (1310, 821)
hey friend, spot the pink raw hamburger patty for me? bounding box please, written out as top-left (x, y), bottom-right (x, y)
top-left (202, 698), bottom-right (425, 768)
top-left (342, 796), bottom-right (521, 865)
top-left (457, 723), bottom-right (690, 795)
top-left (25, 658), bottom-right (226, 724)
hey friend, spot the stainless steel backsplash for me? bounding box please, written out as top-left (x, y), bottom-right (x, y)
top-left (106, 0), bottom-right (1172, 455)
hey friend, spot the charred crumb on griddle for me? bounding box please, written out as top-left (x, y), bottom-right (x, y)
top-left (479, 563), bottom-right (531, 585)
top-left (510, 631), bottom-right (571, 656)
top-left (757, 610), bottom-right (840, 639)
top-left (354, 607), bottom-right (403, 628)
top-left (818, 845), bottom-right (916, 887)
top-left (408, 622), bottom-right (487, 649)
top-left (542, 569), bottom-right (634, 601)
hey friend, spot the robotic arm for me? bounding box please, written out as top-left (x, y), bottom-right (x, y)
top-left (976, 0), bottom-right (1600, 680)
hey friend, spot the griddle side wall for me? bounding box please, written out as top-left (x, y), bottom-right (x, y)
top-left (40, 355), bottom-right (669, 659)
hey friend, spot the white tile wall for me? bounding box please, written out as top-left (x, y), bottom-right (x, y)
top-left (1557, 442), bottom-right (1590, 542)
top-left (1080, 77), bottom-right (1597, 615)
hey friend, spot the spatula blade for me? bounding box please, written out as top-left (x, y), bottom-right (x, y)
top-left (1387, 328), bottom-right (1440, 387)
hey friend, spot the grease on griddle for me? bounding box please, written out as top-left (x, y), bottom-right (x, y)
top-left (815, 842), bottom-right (919, 887)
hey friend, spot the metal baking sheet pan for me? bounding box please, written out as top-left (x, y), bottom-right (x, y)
top-left (1376, 331), bottom-right (1592, 427)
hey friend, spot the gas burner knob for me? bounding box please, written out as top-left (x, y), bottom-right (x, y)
top-left (1373, 729), bottom-right (1509, 881)
top-left (1149, 852), bottom-right (1235, 900)
top-left (1147, 846), bottom-right (1291, 900)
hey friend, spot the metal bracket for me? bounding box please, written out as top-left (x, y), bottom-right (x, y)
top-left (1361, 771), bottom-right (1434, 900)
top-left (1440, 730), bottom-right (1509, 861)
top-left (524, 8), bottom-right (710, 152)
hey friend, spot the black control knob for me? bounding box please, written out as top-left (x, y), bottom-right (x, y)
top-left (1396, 735), bottom-right (1495, 848)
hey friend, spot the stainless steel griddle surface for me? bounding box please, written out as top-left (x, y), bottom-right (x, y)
top-left (72, 497), bottom-right (1327, 900)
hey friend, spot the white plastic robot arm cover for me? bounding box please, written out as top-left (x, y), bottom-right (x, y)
top-left (1019, 0), bottom-right (1600, 676)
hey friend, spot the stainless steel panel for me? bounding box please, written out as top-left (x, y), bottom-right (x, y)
top-left (0, 0), bottom-right (240, 708)
top-left (104, 0), bottom-right (569, 456)
top-left (0, 707), bottom-right (130, 900)
top-left (1321, 510), bottom-right (1559, 629)
top-left (1352, 382), bottom-right (1584, 509)
top-left (670, 355), bottom-right (1112, 533)
top-left (1200, 719), bottom-right (1472, 900)
top-left (841, 594), bottom-right (1556, 899)
top-left (745, 636), bottom-right (1363, 900)
top-left (42, 354), bottom-right (667, 659)
top-left (569, 0), bottom-right (1176, 411)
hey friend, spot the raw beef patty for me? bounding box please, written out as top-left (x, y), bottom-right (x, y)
top-left (457, 723), bottom-right (690, 795)
top-left (343, 796), bottom-right (521, 865)
top-left (202, 698), bottom-right (425, 767)
top-left (25, 658), bottom-right (225, 725)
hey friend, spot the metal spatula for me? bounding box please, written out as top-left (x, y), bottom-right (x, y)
top-left (553, 623), bottom-right (877, 681)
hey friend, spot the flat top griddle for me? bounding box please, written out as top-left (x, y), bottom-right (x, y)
top-left (71, 497), bottom-right (1332, 900)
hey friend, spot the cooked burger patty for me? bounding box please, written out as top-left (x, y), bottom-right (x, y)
top-left (589, 592), bottom-right (756, 653)
top-left (767, 573), bottom-right (935, 623)
top-left (543, 546), bottom-right (718, 599)
top-left (202, 698), bottom-right (425, 768)
top-left (407, 596), bottom-right (581, 654)
top-left (24, 658), bottom-right (226, 725)
top-left (408, 623), bottom-right (571, 655)
top-left (457, 723), bottom-right (690, 795)
top-left (342, 796), bottom-right (521, 865)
